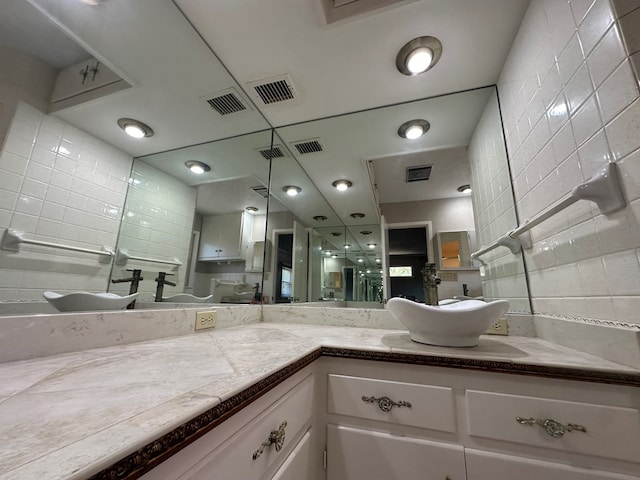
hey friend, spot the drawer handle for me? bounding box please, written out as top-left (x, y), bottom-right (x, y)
top-left (252, 420), bottom-right (287, 460)
top-left (361, 395), bottom-right (412, 413)
top-left (515, 416), bottom-right (587, 438)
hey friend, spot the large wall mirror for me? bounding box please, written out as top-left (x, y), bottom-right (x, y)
top-left (272, 87), bottom-right (531, 313)
top-left (0, 1), bottom-right (530, 316)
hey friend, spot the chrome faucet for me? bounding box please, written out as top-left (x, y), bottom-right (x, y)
top-left (154, 272), bottom-right (176, 302)
top-left (111, 269), bottom-right (143, 309)
top-left (421, 262), bottom-right (441, 306)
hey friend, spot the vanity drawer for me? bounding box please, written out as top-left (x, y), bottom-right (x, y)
top-left (180, 374), bottom-right (314, 480)
top-left (327, 374), bottom-right (456, 432)
top-left (465, 390), bottom-right (640, 462)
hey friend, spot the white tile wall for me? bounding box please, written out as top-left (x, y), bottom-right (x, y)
top-left (468, 89), bottom-right (531, 313)
top-left (110, 161), bottom-right (196, 301)
top-left (497, 0), bottom-right (640, 325)
top-left (0, 102), bottom-right (132, 301)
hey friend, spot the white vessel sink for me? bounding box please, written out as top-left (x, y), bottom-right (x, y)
top-left (43, 291), bottom-right (139, 312)
top-left (386, 298), bottom-right (510, 347)
top-left (161, 293), bottom-right (213, 303)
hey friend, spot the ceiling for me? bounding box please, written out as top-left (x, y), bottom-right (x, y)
top-left (4, 0), bottom-right (529, 241)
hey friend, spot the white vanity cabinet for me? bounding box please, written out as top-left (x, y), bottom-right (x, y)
top-left (142, 368), bottom-right (317, 480)
top-left (327, 424), bottom-right (467, 479)
top-left (320, 358), bottom-right (640, 480)
top-left (198, 212), bottom-right (252, 261)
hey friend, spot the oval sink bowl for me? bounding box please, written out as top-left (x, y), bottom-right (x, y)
top-left (43, 291), bottom-right (139, 312)
top-left (386, 298), bottom-right (510, 347)
top-left (162, 293), bottom-right (213, 303)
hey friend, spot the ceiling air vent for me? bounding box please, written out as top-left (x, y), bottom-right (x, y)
top-left (251, 186), bottom-right (269, 198)
top-left (257, 145), bottom-right (286, 160)
top-left (292, 138), bottom-right (324, 155)
top-left (406, 165), bottom-right (432, 183)
top-left (247, 75), bottom-right (297, 106)
top-left (201, 87), bottom-right (249, 116)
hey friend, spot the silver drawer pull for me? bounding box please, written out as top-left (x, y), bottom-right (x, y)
top-left (516, 416), bottom-right (587, 438)
top-left (252, 421), bottom-right (287, 460)
top-left (361, 395), bottom-right (412, 413)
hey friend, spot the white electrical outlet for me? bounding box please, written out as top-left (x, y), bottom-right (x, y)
top-left (195, 310), bottom-right (217, 331)
top-left (485, 318), bottom-right (508, 335)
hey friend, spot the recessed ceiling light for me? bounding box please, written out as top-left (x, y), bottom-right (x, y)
top-left (325, 250), bottom-right (332, 256)
top-left (396, 36), bottom-right (443, 76)
top-left (117, 118), bottom-right (154, 138)
top-left (331, 254), bottom-right (339, 258)
top-left (375, 258), bottom-right (381, 263)
top-left (398, 119), bottom-right (430, 139)
top-left (457, 184), bottom-right (472, 194)
top-left (313, 215), bottom-right (328, 221)
top-left (283, 185), bottom-right (302, 196)
top-left (184, 160), bottom-right (211, 174)
top-left (332, 179), bottom-right (353, 191)
top-left (357, 258), bottom-right (364, 263)
top-left (245, 206), bottom-right (259, 213)
top-left (344, 244), bottom-right (351, 249)
top-left (350, 212), bottom-right (366, 219)
top-left (367, 243), bottom-right (377, 249)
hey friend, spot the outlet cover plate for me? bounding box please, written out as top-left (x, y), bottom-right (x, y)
top-left (485, 318), bottom-right (508, 336)
top-left (195, 310), bottom-right (217, 331)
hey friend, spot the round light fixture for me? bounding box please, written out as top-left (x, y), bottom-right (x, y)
top-left (332, 179), bottom-right (353, 191)
top-left (457, 184), bottom-right (472, 194)
top-left (325, 250), bottom-right (332, 256)
top-left (398, 119), bottom-right (430, 139)
top-left (396, 36), bottom-right (443, 76)
top-left (313, 215), bottom-right (328, 222)
top-left (245, 206), bottom-right (259, 213)
top-left (343, 244), bottom-right (351, 249)
top-left (117, 118), bottom-right (154, 138)
top-left (283, 185), bottom-right (302, 196)
top-left (360, 230), bottom-right (372, 236)
top-left (350, 212), bottom-right (366, 219)
top-left (331, 254), bottom-right (339, 258)
top-left (331, 232), bottom-right (342, 237)
top-left (375, 258), bottom-right (381, 263)
top-left (184, 160), bottom-right (211, 174)
top-left (367, 243), bottom-right (377, 249)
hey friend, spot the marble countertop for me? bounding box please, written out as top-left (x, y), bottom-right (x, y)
top-left (1, 322), bottom-right (639, 480)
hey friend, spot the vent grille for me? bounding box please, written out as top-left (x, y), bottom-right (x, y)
top-left (292, 139), bottom-right (324, 155)
top-left (251, 186), bottom-right (269, 198)
top-left (406, 165), bottom-right (432, 182)
top-left (247, 75), bottom-right (297, 106)
top-left (257, 145), bottom-right (286, 160)
top-left (202, 87), bottom-right (249, 116)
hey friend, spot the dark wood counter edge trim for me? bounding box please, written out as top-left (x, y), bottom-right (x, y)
top-left (319, 347), bottom-right (640, 386)
top-left (90, 347), bottom-right (640, 480)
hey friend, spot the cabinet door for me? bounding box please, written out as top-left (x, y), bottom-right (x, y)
top-left (198, 213), bottom-right (243, 260)
top-left (269, 429), bottom-right (314, 480)
top-left (51, 58), bottom-right (124, 102)
top-left (327, 424), bottom-right (466, 480)
top-left (465, 449), bottom-right (639, 480)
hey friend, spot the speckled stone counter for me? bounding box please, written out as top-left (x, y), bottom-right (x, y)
top-left (1, 323), bottom-right (639, 480)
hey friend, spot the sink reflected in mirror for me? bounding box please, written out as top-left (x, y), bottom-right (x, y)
top-left (43, 291), bottom-right (139, 313)
top-left (386, 297), bottom-right (510, 347)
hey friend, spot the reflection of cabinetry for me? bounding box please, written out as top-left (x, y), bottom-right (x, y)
top-left (143, 369), bottom-right (316, 480)
top-left (198, 212), bottom-right (252, 261)
top-left (50, 57), bottom-right (131, 111)
top-left (323, 359), bottom-right (640, 480)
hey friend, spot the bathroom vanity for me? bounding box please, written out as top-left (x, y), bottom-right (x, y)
top-left (1, 322), bottom-right (638, 480)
